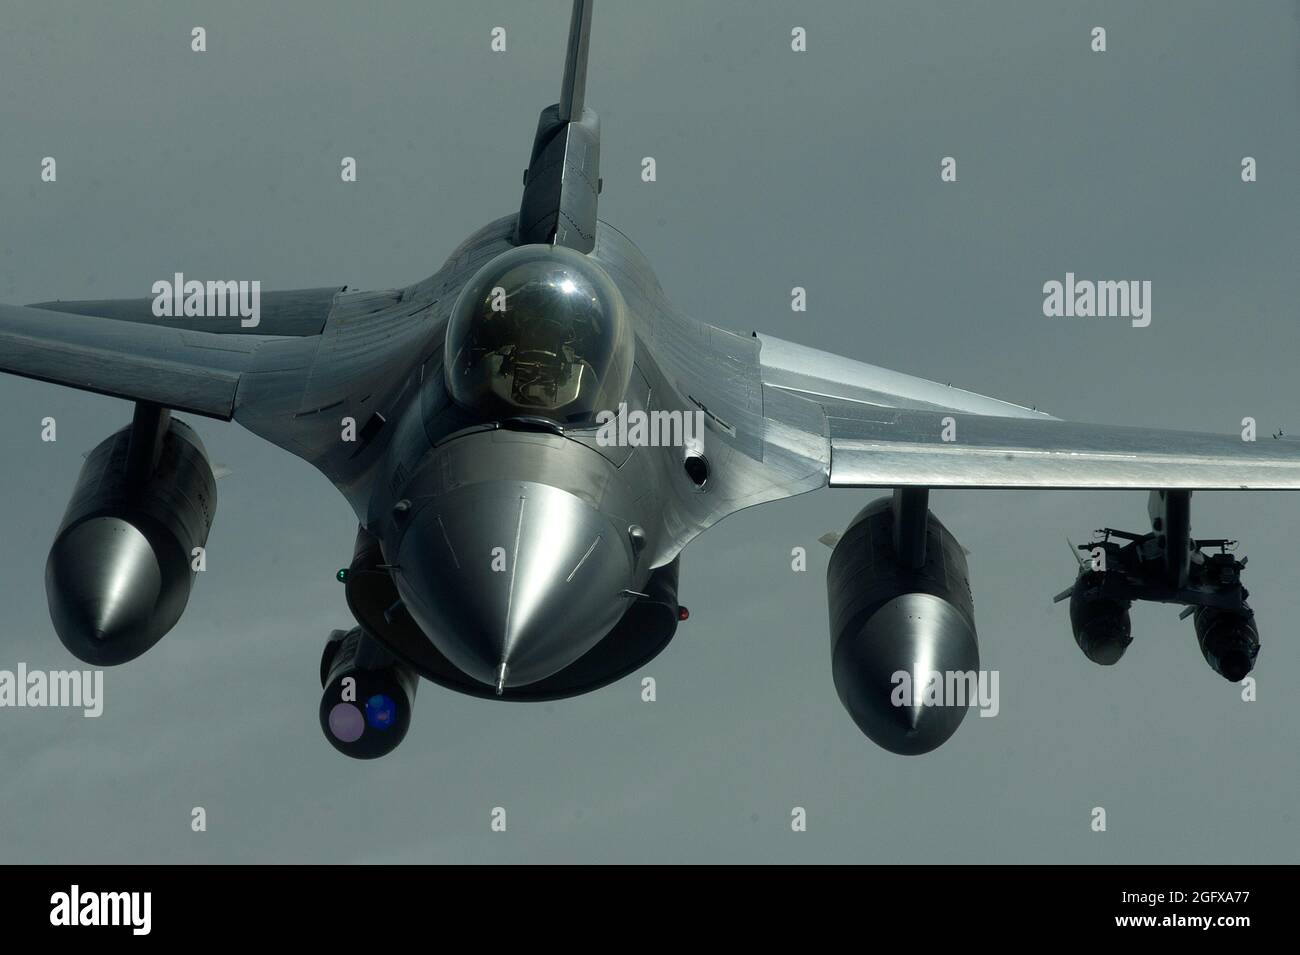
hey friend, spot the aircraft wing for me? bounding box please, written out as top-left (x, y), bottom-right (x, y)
top-left (0, 301), bottom-right (272, 419)
top-left (25, 286), bottom-right (341, 337)
top-left (0, 287), bottom-right (341, 420)
top-left (756, 333), bottom-right (1300, 490)
top-left (0, 281), bottom-right (443, 495)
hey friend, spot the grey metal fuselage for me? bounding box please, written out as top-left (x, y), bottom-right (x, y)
top-left (230, 214), bottom-right (824, 689)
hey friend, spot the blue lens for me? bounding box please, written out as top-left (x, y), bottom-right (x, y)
top-left (365, 693), bottom-right (398, 730)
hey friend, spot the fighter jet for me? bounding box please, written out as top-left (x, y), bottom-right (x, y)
top-left (2, 0), bottom-right (1296, 758)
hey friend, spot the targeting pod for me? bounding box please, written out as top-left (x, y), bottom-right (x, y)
top-left (319, 628), bottom-right (418, 759)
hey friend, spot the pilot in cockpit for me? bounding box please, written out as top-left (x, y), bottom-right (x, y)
top-left (445, 244), bottom-right (633, 426)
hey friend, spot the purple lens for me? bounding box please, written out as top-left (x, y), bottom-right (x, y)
top-left (328, 702), bottom-right (365, 743)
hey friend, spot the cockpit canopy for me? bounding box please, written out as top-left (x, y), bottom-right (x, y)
top-left (445, 245), bottom-right (633, 426)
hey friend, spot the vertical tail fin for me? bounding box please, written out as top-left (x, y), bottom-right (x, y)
top-left (515, 0), bottom-right (601, 253)
top-left (557, 0), bottom-right (593, 123)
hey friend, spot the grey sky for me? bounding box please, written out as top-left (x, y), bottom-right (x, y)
top-left (0, 0), bottom-right (1296, 862)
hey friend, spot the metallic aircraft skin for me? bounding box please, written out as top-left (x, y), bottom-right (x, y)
top-left (2, 0), bottom-right (1297, 754)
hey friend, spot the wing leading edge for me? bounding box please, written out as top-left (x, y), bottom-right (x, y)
top-left (26, 286), bottom-right (342, 337)
top-left (756, 333), bottom-right (1300, 491)
top-left (0, 286), bottom-right (343, 420)
top-left (822, 402), bottom-right (1300, 490)
top-left (0, 301), bottom-right (261, 419)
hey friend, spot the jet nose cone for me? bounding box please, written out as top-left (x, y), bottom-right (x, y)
top-left (832, 593), bottom-right (980, 756)
top-left (393, 481), bottom-right (635, 688)
top-left (45, 517), bottom-right (164, 665)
